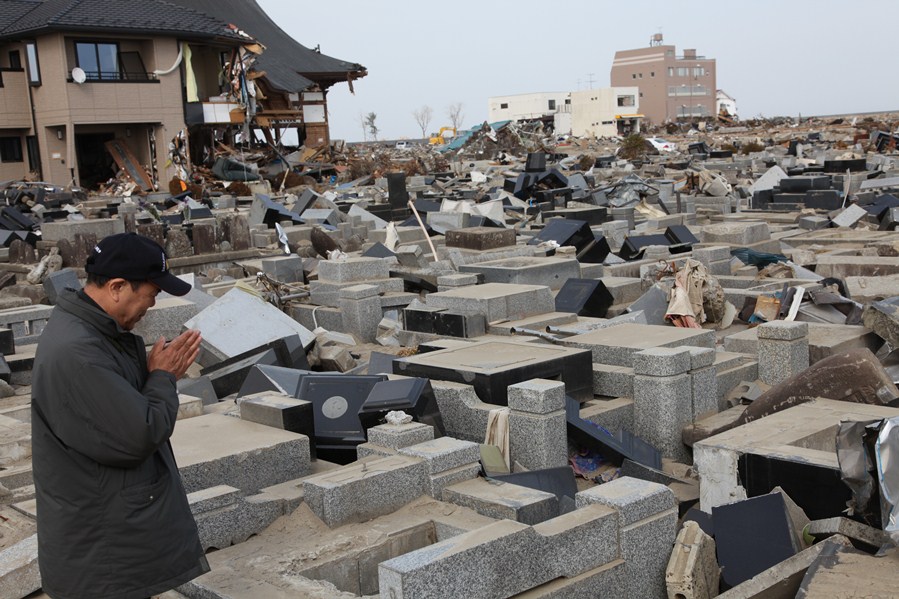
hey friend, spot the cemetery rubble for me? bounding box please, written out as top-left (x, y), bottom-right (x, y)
top-left (6, 115), bottom-right (899, 597)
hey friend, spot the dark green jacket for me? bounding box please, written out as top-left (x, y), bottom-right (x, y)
top-left (32, 289), bottom-right (208, 599)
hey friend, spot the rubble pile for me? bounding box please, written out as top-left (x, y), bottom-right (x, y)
top-left (3, 115), bottom-right (899, 597)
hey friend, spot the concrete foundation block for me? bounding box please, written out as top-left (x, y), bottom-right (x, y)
top-left (633, 372), bottom-right (693, 462)
top-left (188, 485), bottom-right (283, 551)
top-left (509, 410), bottom-right (568, 471)
top-left (577, 477), bottom-right (678, 599)
top-left (758, 338), bottom-right (809, 386)
top-left (367, 422), bottom-right (435, 450)
top-left (507, 379), bottom-right (566, 414)
top-left (443, 478), bottom-right (558, 525)
top-left (633, 347), bottom-right (692, 376)
top-left (318, 256), bottom-right (390, 283)
top-left (302, 455), bottom-right (428, 528)
top-left (0, 534), bottom-right (39, 599)
top-left (398, 437), bottom-right (480, 474)
top-left (133, 297), bottom-right (201, 343)
top-left (172, 414), bottom-right (311, 494)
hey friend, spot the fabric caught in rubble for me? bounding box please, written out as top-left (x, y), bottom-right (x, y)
top-left (664, 259), bottom-right (726, 327)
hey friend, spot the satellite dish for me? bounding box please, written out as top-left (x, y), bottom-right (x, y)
top-left (71, 67), bottom-right (86, 84)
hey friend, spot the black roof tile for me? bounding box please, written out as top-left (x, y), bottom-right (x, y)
top-left (0, 0), bottom-right (249, 42)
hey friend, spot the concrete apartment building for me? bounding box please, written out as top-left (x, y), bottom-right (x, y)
top-left (610, 35), bottom-right (716, 125)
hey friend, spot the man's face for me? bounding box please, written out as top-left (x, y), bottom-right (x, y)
top-left (113, 281), bottom-right (159, 330)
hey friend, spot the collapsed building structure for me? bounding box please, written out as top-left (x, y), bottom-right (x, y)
top-left (0, 0), bottom-right (365, 190)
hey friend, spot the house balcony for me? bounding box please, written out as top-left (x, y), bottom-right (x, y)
top-left (0, 69), bottom-right (33, 129)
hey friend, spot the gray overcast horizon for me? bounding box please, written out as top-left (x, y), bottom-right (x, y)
top-left (257, 0), bottom-right (899, 142)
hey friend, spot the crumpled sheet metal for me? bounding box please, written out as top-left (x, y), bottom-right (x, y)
top-left (875, 416), bottom-right (899, 542)
top-left (836, 420), bottom-right (879, 520)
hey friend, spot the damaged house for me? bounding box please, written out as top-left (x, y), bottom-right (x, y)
top-left (0, 0), bottom-right (366, 190)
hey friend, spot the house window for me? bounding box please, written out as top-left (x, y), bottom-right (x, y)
top-left (76, 41), bottom-right (120, 80)
top-left (693, 67), bottom-right (705, 77)
top-left (632, 73), bottom-right (637, 79)
top-left (548, 99), bottom-right (556, 110)
top-left (500, 103), bottom-right (508, 109)
top-left (650, 71), bottom-right (655, 77)
top-left (8, 51), bottom-right (21, 69)
top-left (564, 98), bottom-right (571, 105)
top-left (25, 42), bottom-right (40, 85)
top-left (0, 137), bottom-right (23, 162)
top-left (639, 92), bottom-right (644, 97)
top-left (617, 96), bottom-right (635, 107)
top-left (668, 67), bottom-right (674, 77)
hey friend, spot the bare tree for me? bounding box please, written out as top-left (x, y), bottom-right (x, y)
top-left (447, 102), bottom-right (465, 131)
top-left (364, 112), bottom-right (379, 141)
top-left (412, 105), bottom-right (433, 139)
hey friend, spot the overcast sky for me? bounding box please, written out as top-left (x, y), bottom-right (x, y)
top-left (257, 0), bottom-right (899, 142)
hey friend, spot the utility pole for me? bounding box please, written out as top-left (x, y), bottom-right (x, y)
top-left (587, 73), bottom-right (595, 90)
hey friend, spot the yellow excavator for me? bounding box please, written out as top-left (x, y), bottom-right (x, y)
top-left (429, 127), bottom-right (457, 145)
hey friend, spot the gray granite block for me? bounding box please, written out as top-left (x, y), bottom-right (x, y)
top-left (428, 463), bottom-right (481, 498)
top-left (577, 477), bottom-right (678, 599)
top-left (378, 520), bottom-right (546, 599)
top-left (632, 347), bottom-right (692, 376)
top-left (338, 283), bottom-right (379, 300)
top-left (0, 534), bottom-right (39, 599)
top-left (687, 346), bottom-right (716, 369)
top-left (517, 559), bottom-right (628, 599)
top-left (172, 414), bottom-right (311, 494)
top-left (757, 320), bottom-right (808, 341)
top-left (532, 503), bottom-right (620, 577)
top-left (620, 509), bottom-right (678, 599)
top-left (758, 337), bottom-right (810, 386)
top-left (367, 422), bottom-right (435, 450)
top-left (260, 255), bottom-right (304, 283)
top-left (591, 364), bottom-right (634, 398)
top-left (431, 381), bottom-right (494, 443)
top-left (436, 273), bottom-right (478, 289)
top-left (509, 410), bottom-right (568, 471)
top-left (507, 379), bottom-right (566, 414)
top-left (398, 437), bottom-right (481, 474)
top-left (318, 256), bottom-right (390, 283)
top-left (188, 485), bottom-right (283, 551)
top-left (132, 297), bottom-right (201, 342)
top-left (691, 365), bottom-right (719, 420)
top-left (184, 288), bottom-right (315, 364)
top-left (576, 476), bottom-right (676, 526)
top-left (443, 478), bottom-right (558, 525)
top-left (302, 455), bottom-right (428, 528)
top-left (338, 288), bottom-right (382, 342)
top-left (355, 442), bottom-right (395, 459)
top-left (633, 372), bottom-right (692, 462)
top-left (692, 245), bottom-right (732, 263)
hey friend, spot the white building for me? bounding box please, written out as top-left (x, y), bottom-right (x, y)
top-left (487, 87), bottom-right (640, 138)
top-left (487, 92), bottom-right (571, 123)
top-left (570, 87), bottom-right (641, 137)
top-left (716, 90), bottom-right (737, 119)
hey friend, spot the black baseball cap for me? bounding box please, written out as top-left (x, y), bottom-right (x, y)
top-left (85, 232), bottom-right (191, 296)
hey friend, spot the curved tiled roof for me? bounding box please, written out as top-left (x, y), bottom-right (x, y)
top-left (0, 0), bottom-right (248, 42)
top-left (168, 0), bottom-right (366, 92)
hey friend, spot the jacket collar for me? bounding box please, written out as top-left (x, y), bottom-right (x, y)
top-left (56, 287), bottom-right (129, 338)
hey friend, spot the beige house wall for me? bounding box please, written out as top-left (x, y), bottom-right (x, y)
top-left (23, 33), bottom-right (187, 187)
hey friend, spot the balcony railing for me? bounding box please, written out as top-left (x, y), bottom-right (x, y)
top-left (70, 70), bottom-right (158, 82)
